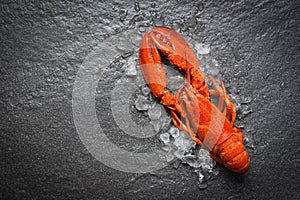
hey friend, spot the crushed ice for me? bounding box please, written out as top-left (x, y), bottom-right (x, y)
top-left (194, 43), bottom-right (210, 55)
top-left (125, 56), bottom-right (137, 76)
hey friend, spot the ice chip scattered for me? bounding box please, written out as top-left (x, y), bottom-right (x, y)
top-left (150, 120), bottom-right (161, 133)
top-left (134, 95), bottom-right (150, 111)
top-left (208, 67), bottom-right (219, 76)
top-left (195, 43), bottom-right (210, 55)
top-left (174, 149), bottom-right (186, 159)
top-left (240, 96), bottom-right (252, 104)
top-left (168, 126), bottom-right (180, 138)
top-left (174, 136), bottom-right (195, 151)
top-left (135, 68), bottom-right (146, 87)
top-left (148, 103), bottom-right (162, 121)
top-left (162, 145), bottom-right (171, 152)
top-left (167, 75), bottom-right (184, 91)
top-left (165, 152), bottom-right (175, 162)
top-left (198, 171), bottom-right (204, 183)
top-left (125, 57), bottom-right (137, 76)
top-left (183, 154), bottom-right (201, 168)
top-left (197, 149), bottom-right (215, 171)
top-left (141, 85), bottom-right (151, 96)
top-left (160, 132), bottom-right (170, 144)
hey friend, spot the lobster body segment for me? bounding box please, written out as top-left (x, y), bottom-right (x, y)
top-left (138, 26), bottom-right (250, 173)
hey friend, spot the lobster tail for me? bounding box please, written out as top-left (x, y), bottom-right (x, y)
top-left (214, 134), bottom-right (250, 173)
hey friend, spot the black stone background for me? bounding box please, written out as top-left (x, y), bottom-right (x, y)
top-left (1, 0), bottom-right (300, 199)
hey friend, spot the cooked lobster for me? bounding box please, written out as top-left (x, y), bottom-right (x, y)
top-left (138, 26), bottom-right (250, 173)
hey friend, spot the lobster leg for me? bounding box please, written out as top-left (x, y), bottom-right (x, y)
top-left (208, 75), bottom-right (237, 126)
top-left (171, 110), bottom-right (203, 145)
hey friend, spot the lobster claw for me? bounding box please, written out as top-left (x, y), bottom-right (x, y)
top-left (149, 26), bottom-right (200, 72)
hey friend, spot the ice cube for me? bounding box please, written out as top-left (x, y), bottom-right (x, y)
top-left (195, 43), bottom-right (210, 55)
top-left (161, 114), bottom-right (172, 129)
top-left (135, 69), bottom-right (146, 87)
top-left (141, 85), bottom-right (151, 96)
top-left (173, 136), bottom-right (184, 149)
top-left (150, 120), bottom-right (162, 133)
top-left (174, 149), bottom-right (186, 159)
top-left (197, 149), bottom-right (215, 170)
top-left (159, 132), bottom-right (170, 144)
top-left (125, 57), bottom-right (137, 76)
top-left (168, 126), bottom-right (180, 138)
top-left (183, 154), bottom-right (201, 168)
top-left (240, 96), bottom-right (252, 104)
top-left (134, 95), bottom-right (150, 111)
top-left (208, 67), bottom-right (219, 76)
top-left (165, 152), bottom-right (175, 162)
top-left (160, 106), bottom-right (172, 129)
top-left (174, 137), bottom-right (195, 151)
top-left (179, 131), bottom-right (192, 140)
top-left (173, 159), bottom-right (181, 169)
top-left (148, 103), bottom-right (162, 121)
top-left (161, 145), bottom-right (171, 152)
top-left (198, 171), bottom-right (204, 183)
top-left (167, 75), bottom-right (184, 91)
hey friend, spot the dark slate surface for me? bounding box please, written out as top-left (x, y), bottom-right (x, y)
top-left (1, 0), bottom-right (300, 199)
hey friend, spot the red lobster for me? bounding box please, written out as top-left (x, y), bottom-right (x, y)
top-left (138, 26), bottom-right (250, 173)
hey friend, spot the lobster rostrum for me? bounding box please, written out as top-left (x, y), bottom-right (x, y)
top-left (138, 26), bottom-right (250, 173)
